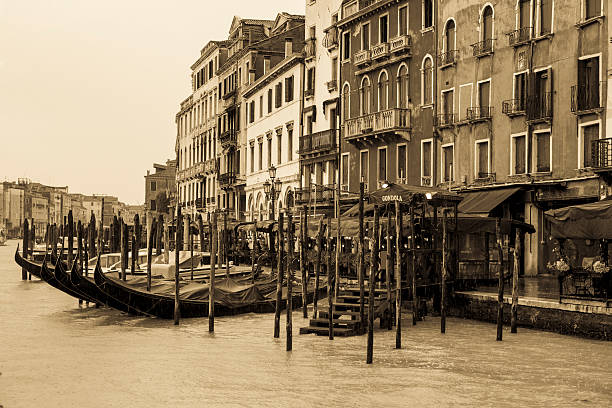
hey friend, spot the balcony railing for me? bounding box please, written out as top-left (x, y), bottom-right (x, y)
top-left (591, 138), bottom-right (612, 169)
top-left (354, 50), bottom-right (371, 66)
top-left (507, 27), bottom-right (532, 46)
top-left (359, 0), bottom-right (380, 8)
top-left (571, 81), bottom-right (605, 114)
top-left (204, 158), bottom-right (217, 174)
top-left (527, 93), bottom-right (553, 122)
top-left (476, 172), bottom-right (496, 182)
top-left (299, 129), bottom-right (337, 155)
top-left (219, 129), bottom-right (237, 147)
top-left (218, 172), bottom-right (236, 188)
top-left (305, 87), bottom-right (314, 98)
top-left (371, 42), bottom-right (389, 60)
top-left (305, 37), bottom-right (316, 60)
top-left (467, 106), bottom-right (493, 121)
top-left (322, 26), bottom-right (338, 50)
top-left (438, 50), bottom-right (458, 67)
top-left (344, 108), bottom-right (411, 140)
top-left (502, 98), bottom-right (526, 116)
top-left (435, 113), bottom-right (456, 128)
top-left (471, 39), bottom-right (494, 57)
top-left (326, 79), bottom-right (337, 92)
top-left (195, 198), bottom-right (204, 209)
top-left (389, 35), bottom-right (412, 54)
top-left (295, 184), bottom-right (336, 204)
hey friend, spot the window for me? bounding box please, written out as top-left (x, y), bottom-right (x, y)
top-left (379, 15), bottom-right (388, 43)
top-left (267, 137), bottom-right (272, 168)
top-left (150, 200), bottom-right (156, 211)
top-left (442, 144), bottom-right (454, 182)
top-left (258, 140), bottom-right (263, 171)
top-left (514, 71), bottom-right (528, 110)
top-left (423, 0), bottom-right (433, 29)
top-left (362, 22), bottom-right (370, 50)
top-left (421, 139), bottom-right (433, 185)
top-left (306, 115), bottom-right (313, 135)
top-left (309, 25), bottom-right (316, 39)
top-left (475, 140), bottom-right (490, 177)
top-left (539, 0), bottom-right (552, 34)
top-left (150, 181), bottom-right (157, 192)
top-left (577, 55), bottom-right (601, 111)
top-left (277, 131), bottom-right (282, 164)
top-left (267, 89), bottom-right (273, 113)
top-left (378, 71), bottom-right (389, 111)
top-left (287, 128), bottom-right (293, 161)
top-left (360, 150), bottom-right (369, 190)
top-left (397, 65), bottom-right (409, 108)
top-left (422, 56), bottom-right (433, 105)
top-left (360, 76), bottom-right (371, 115)
top-left (478, 79), bottom-right (491, 109)
top-left (248, 101), bottom-right (255, 124)
top-left (442, 89), bottom-right (454, 117)
top-left (285, 76), bottom-right (294, 102)
top-left (342, 31), bottom-right (351, 60)
top-left (512, 133), bottom-right (527, 174)
top-left (259, 96), bottom-right (263, 118)
top-left (459, 84), bottom-right (472, 121)
top-left (342, 84), bottom-right (351, 121)
top-left (341, 153), bottom-right (349, 190)
top-left (331, 57), bottom-right (338, 82)
top-left (535, 130), bottom-right (551, 172)
top-left (444, 19), bottom-right (456, 52)
top-left (519, 0), bottom-right (531, 30)
top-left (275, 82), bottom-right (283, 108)
top-left (585, 0), bottom-right (602, 20)
top-left (398, 6), bottom-right (408, 36)
top-left (378, 147), bottom-right (387, 181)
top-left (250, 144), bottom-right (255, 173)
top-left (397, 144), bottom-right (407, 182)
top-left (307, 67), bottom-right (316, 94)
top-left (580, 123), bottom-right (600, 168)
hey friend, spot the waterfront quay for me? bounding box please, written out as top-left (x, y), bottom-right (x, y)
top-left (2, 240), bottom-right (611, 407)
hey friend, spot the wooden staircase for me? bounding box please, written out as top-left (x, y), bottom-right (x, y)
top-left (299, 285), bottom-right (391, 337)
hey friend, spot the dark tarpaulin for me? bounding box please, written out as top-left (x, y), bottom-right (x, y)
top-left (458, 187), bottom-right (521, 215)
top-left (368, 183), bottom-right (463, 206)
top-left (545, 200), bottom-right (612, 240)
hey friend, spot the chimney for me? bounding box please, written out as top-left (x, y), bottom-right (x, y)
top-left (264, 56), bottom-right (271, 74)
top-left (285, 38), bottom-right (293, 58)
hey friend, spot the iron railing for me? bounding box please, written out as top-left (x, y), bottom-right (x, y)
top-left (294, 184), bottom-right (336, 204)
top-left (571, 81), bottom-right (605, 113)
top-left (305, 38), bottom-right (316, 60)
top-left (435, 113), bottom-right (456, 127)
top-left (471, 39), bottom-right (494, 57)
top-left (526, 92), bottom-right (553, 121)
top-left (502, 98), bottom-right (526, 115)
top-left (438, 50), bottom-right (458, 66)
top-left (507, 27), bottom-right (531, 46)
top-left (322, 27), bottom-right (338, 49)
top-left (299, 129), bottom-right (337, 155)
top-left (467, 106), bottom-right (493, 121)
top-left (591, 138), bottom-right (612, 169)
top-left (219, 129), bottom-right (237, 146)
top-left (344, 108), bottom-right (411, 139)
top-left (218, 172), bottom-right (236, 188)
top-left (326, 79), bottom-right (337, 92)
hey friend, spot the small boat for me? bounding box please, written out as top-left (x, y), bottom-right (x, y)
top-left (41, 256), bottom-right (97, 303)
top-left (14, 245), bottom-right (43, 279)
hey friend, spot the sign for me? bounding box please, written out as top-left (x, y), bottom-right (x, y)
top-left (382, 195), bottom-right (403, 202)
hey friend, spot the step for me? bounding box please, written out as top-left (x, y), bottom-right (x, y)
top-left (298, 326), bottom-right (358, 337)
top-left (308, 318), bottom-right (362, 328)
top-left (337, 294), bottom-right (388, 302)
top-left (319, 310), bottom-right (364, 319)
top-left (333, 302), bottom-right (362, 310)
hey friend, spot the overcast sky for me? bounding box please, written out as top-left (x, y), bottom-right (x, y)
top-left (0, 0), bottom-right (304, 204)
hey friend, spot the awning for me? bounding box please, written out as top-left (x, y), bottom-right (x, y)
top-left (545, 200), bottom-right (612, 239)
top-left (458, 187), bottom-right (521, 216)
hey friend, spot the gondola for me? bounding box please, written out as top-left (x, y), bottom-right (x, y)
top-left (14, 244), bottom-right (43, 279)
top-left (39, 255), bottom-right (95, 303)
top-left (52, 259), bottom-right (100, 304)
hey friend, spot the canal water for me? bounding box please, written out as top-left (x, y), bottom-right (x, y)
top-left (1, 240), bottom-right (611, 407)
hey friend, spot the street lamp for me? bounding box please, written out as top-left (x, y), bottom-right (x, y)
top-left (264, 166), bottom-right (282, 220)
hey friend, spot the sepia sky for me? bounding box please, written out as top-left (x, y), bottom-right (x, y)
top-left (0, 0), bottom-right (304, 204)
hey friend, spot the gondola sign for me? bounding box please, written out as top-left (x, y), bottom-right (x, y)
top-left (382, 195), bottom-right (402, 202)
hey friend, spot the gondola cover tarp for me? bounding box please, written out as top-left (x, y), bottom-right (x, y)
top-left (545, 200), bottom-right (612, 240)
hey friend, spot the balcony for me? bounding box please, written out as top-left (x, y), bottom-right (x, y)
top-left (435, 113), bottom-right (456, 128)
top-left (471, 39), bottom-right (494, 57)
top-left (222, 88), bottom-right (236, 101)
top-left (591, 138), bottom-right (612, 170)
top-left (571, 82), bottom-right (606, 114)
top-left (389, 35), bottom-right (412, 55)
top-left (438, 50), bottom-right (458, 68)
top-left (322, 26), bottom-right (338, 50)
top-left (371, 42), bottom-right (389, 60)
top-left (295, 184), bottom-right (336, 205)
top-left (526, 93), bottom-right (553, 122)
top-left (344, 108), bottom-right (412, 141)
top-left (195, 198), bottom-right (204, 209)
top-left (467, 106), bottom-right (493, 122)
top-left (299, 129), bottom-right (337, 155)
top-left (204, 158), bottom-right (217, 175)
top-left (219, 129), bottom-right (237, 148)
top-left (359, 0), bottom-right (380, 8)
top-left (502, 98), bottom-right (526, 116)
top-left (475, 172), bottom-right (496, 183)
top-left (218, 172), bottom-right (236, 188)
top-left (354, 50), bottom-right (371, 67)
top-left (507, 27), bottom-right (532, 46)
top-left (305, 87), bottom-right (315, 98)
top-left (305, 37), bottom-right (316, 61)
top-left (326, 79), bottom-right (337, 92)
top-left (421, 176), bottom-right (432, 187)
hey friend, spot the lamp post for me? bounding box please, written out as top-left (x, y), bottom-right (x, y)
top-left (264, 166), bottom-right (282, 277)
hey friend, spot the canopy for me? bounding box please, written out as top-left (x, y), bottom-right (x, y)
top-left (458, 187), bottom-right (521, 216)
top-left (545, 200), bottom-right (612, 239)
top-left (368, 183), bottom-right (463, 207)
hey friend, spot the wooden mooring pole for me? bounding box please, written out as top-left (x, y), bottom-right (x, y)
top-left (174, 206), bottom-right (182, 325)
top-left (366, 206), bottom-right (379, 364)
top-left (496, 218), bottom-right (504, 341)
top-left (386, 206), bottom-right (393, 330)
top-left (22, 219), bottom-right (29, 280)
top-left (209, 212), bottom-right (217, 332)
top-left (147, 218), bottom-right (156, 292)
top-left (511, 228), bottom-right (520, 334)
top-left (224, 211), bottom-right (229, 278)
top-left (273, 212), bottom-right (284, 338)
top-left (189, 215), bottom-right (194, 281)
top-left (395, 201), bottom-right (402, 349)
top-left (441, 209), bottom-right (447, 334)
top-left (301, 205), bottom-right (308, 318)
top-left (286, 210), bottom-right (294, 351)
top-left (67, 210), bottom-right (74, 269)
top-left (358, 181), bottom-right (365, 332)
top-left (313, 217), bottom-right (323, 320)
top-left (326, 218), bottom-right (333, 340)
top-left (410, 208), bottom-right (417, 326)
top-left (121, 219), bottom-right (128, 281)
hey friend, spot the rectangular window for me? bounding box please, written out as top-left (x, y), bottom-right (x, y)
top-left (360, 150), bottom-right (369, 190)
top-left (277, 132), bottom-right (282, 164)
top-left (540, 0), bottom-right (552, 34)
top-left (397, 144), bottom-right (407, 182)
top-left (586, 0), bottom-right (602, 20)
top-left (307, 67), bottom-right (316, 94)
top-left (442, 89), bottom-right (454, 117)
top-left (250, 145), bottom-right (255, 173)
top-left (514, 72), bottom-right (528, 110)
top-left (478, 80), bottom-right (491, 108)
top-left (275, 82), bottom-right (283, 108)
top-left (343, 31), bottom-right (351, 60)
top-left (519, 0), bottom-right (531, 30)
top-left (287, 129), bottom-right (293, 161)
top-left (422, 140), bottom-right (432, 185)
top-left (150, 200), bottom-right (156, 211)
top-left (442, 144), bottom-right (454, 182)
top-left (248, 101), bottom-right (255, 123)
top-left (535, 131), bottom-right (551, 172)
top-left (341, 153), bottom-right (349, 189)
top-left (379, 15), bottom-right (388, 43)
top-left (259, 96), bottom-right (263, 118)
top-left (285, 76), bottom-right (294, 102)
top-left (476, 140), bottom-right (489, 177)
top-left (150, 181), bottom-right (157, 192)
top-left (267, 89), bottom-right (273, 113)
top-left (513, 134), bottom-right (527, 174)
top-left (378, 147), bottom-right (387, 181)
top-left (577, 56), bottom-right (600, 111)
top-left (331, 57), bottom-right (338, 82)
top-left (423, 0), bottom-right (433, 29)
top-left (258, 141), bottom-right (263, 171)
top-left (306, 115), bottom-right (313, 135)
top-left (459, 84), bottom-right (472, 121)
top-left (582, 123), bottom-right (599, 168)
top-left (398, 6), bottom-right (408, 36)
top-left (267, 138), bottom-right (272, 168)
top-left (362, 23), bottom-right (370, 50)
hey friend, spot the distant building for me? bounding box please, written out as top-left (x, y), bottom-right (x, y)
top-left (145, 159), bottom-right (177, 216)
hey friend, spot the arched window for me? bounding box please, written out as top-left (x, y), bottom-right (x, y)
top-left (360, 76), bottom-right (371, 115)
top-left (421, 55), bottom-right (433, 105)
top-left (378, 71), bottom-right (389, 111)
top-left (342, 83), bottom-right (351, 122)
top-left (397, 65), bottom-right (409, 108)
top-left (285, 189), bottom-right (294, 208)
top-left (482, 5), bottom-right (494, 42)
top-left (444, 19), bottom-right (456, 52)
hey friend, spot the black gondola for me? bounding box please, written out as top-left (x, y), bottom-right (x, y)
top-left (14, 245), bottom-right (43, 279)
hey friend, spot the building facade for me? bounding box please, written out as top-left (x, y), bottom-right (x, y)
top-left (145, 159), bottom-right (177, 216)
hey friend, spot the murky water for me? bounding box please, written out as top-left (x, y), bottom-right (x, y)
top-left (1, 240), bottom-right (611, 407)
